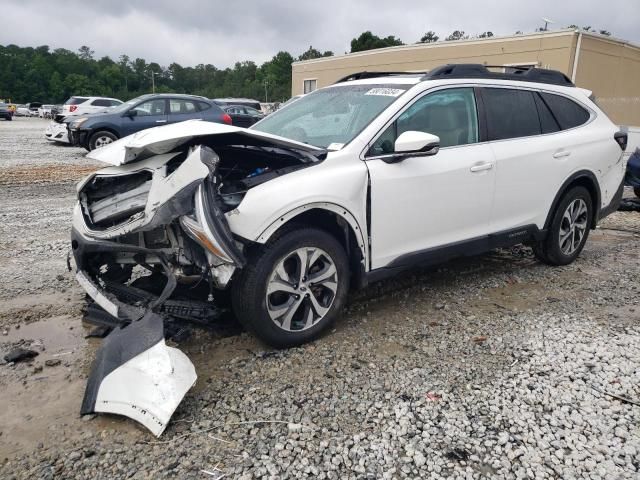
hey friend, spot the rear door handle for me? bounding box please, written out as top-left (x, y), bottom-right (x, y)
top-left (553, 150), bottom-right (571, 158)
top-left (155, 119), bottom-right (167, 123)
top-left (470, 162), bottom-right (494, 172)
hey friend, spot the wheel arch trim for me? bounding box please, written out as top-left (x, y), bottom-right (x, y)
top-left (544, 170), bottom-right (601, 230)
top-left (254, 202), bottom-right (369, 271)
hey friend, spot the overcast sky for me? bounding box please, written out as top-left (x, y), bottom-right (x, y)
top-left (2, 0), bottom-right (638, 68)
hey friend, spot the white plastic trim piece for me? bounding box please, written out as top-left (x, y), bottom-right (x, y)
top-left (93, 340), bottom-right (197, 436)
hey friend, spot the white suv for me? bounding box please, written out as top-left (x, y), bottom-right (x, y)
top-left (71, 64), bottom-right (627, 349)
top-left (62, 96), bottom-right (123, 115)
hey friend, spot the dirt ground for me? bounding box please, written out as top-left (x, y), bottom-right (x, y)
top-left (0, 118), bottom-right (638, 479)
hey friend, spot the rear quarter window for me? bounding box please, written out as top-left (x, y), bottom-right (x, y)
top-left (540, 93), bottom-right (591, 130)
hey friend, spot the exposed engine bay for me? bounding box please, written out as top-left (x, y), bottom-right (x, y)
top-left (70, 121), bottom-right (327, 435)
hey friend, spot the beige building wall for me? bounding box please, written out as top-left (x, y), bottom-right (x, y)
top-left (292, 31), bottom-right (577, 93)
top-left (573, 35), bottom-right (640, 126)
top-left (292, 30), bottom-right (640, 125)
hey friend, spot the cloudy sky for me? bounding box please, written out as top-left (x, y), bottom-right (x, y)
top-left (2, 0), bottom-right (638, 67)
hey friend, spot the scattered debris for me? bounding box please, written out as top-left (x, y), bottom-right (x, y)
top-left (426, 392), bottom-right (442, 401)
top-left (4, 348), bottom-right (39, 363)
top-left (618, 198), bottom-right (640, 212)
top-left (472, 335), bottom-right (488, 343)
top-left (45, 359), bottom-right (61, 367)
top-left (446, 448), bottom-right (470, 461)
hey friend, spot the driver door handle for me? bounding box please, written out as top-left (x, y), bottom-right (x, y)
top-left (470, 162), bottom-right (493, 173)
top-left (155, 119), bottom-right (167, 123)
top-left (553, 150), bottom-right (571, 159)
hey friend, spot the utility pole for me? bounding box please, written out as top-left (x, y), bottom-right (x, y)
top-left (264, 79), bottom-right (269, 103)
top-left (151, 71), bottom-right (158, 94)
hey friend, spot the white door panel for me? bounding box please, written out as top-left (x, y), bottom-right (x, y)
top-left (367, 144), bottom-right (496, 269)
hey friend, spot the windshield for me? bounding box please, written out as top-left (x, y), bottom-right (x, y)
top-left (252, 84), bottom-right (409, 149)
top-left (109, 95), bottom-right (153, 114)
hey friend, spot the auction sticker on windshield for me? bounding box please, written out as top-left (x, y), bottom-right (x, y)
top-left (365, 88), bottom-right (405, 97)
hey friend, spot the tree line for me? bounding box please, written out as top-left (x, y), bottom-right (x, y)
top-left (0, 26), bottom-right (612, 104)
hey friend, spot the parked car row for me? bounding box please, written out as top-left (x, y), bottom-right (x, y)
top-left (43, 94), bottom-right (266, 150)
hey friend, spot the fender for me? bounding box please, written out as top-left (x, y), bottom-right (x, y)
top-left (544, 169), bottom-right (601, 229)
top-left (254, 202), bottom-right (369, 271)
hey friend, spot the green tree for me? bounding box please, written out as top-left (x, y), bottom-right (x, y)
top-left (419, 31), bottom-right (439, 43)
top-left (478, 31), bottom-right (494, 38)
top-left (78, 45), bottom-right (94, 60)
top-left (350, 31), bottom-right (404, 53)
top-left (445, 30), bottom-right (468, 41)
top-left (297, 46), bottom-right (334, 61)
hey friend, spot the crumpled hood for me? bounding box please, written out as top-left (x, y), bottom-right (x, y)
top-left (86, 120), bottom-right (324, 166)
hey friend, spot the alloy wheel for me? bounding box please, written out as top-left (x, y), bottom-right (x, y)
top-left (265, 247), bottom-right (338, 332)
top-left (95, 135), bottom-right (114, 148)
top-left (559, 198), bottom-right (588, 255)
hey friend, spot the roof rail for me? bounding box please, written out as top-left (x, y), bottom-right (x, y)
top-left (334, 71), bottom-right (427, 83)
top-left (422, 64), bottom-right (574, 86)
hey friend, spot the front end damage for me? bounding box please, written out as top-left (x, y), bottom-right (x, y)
top-left (71, 121), bottom-right (324, 435)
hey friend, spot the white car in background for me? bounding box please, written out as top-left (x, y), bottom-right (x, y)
top-left (37, 104), bottom-right (56, 118)
top-left (62, 96), bottom-right (123, 115)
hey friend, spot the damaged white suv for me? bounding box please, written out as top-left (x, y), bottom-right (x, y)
top-left (71, 64), bottom-right (627, 432)
top-left (72, 63), bottom-right (628, 347)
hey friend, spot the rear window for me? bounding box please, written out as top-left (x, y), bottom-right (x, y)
top-left (540, 93), bottom-right (590, 130)
top-left (533, 93), bottom-right (560, 134)
top-left (482, 88), bottom-right (541, 140)
top-left (65, 97), bottom-right (89, 105)
top-left (91, 99), bottom-right (112, 107)
top-left (110, 100), bottom-right (123, 107)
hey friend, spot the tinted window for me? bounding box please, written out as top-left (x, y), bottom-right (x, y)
top-left (91, 99), bottom-right (112, 107)
top-left (533, 93), bottom-right (560, 134)
top-left (169, 99), bottom-right (197, 114)
top-left (65, 97), bottom-right (88, 105)
top-left (540, 93), bottom-right (590, 130)
top-left (483, 88), bottom-right (541, 140)
top-left (132, 99), bottom-right (166, 116)
top-left (110, 100), bottom-right (123, 107)
top-left (197, 101), bottom-right (211, 111)
top-left (369, 87), bottom-right (478, 155)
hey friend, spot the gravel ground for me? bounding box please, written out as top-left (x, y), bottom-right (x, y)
top-left (0, 118), bottom-right (639, 479)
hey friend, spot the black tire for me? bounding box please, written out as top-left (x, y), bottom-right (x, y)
top-left (88, 130), bottom-right (118, 151)
top-left (634, 187), bottom-right (640, 199)
top-left (231, 227), bottom-right (350, 348)
top-left (534, 186), bottom-right (593, 266)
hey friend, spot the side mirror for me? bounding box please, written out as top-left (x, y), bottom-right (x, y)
top-left (126, 109), bottom-right (138, 118)
top-left (394, 131), bottom-right (440, 155)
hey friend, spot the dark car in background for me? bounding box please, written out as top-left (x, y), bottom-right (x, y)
top-left (221, 104), bottom-right (264, 127)
top-left (68, 94), bottom-right (232, 150)
top-left (213, 97), bottom-right (262, 111)
top-left (0, 103), bottom-right (13, 121)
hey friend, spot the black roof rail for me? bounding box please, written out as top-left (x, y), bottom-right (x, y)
top-left (334, 71), bottom-right (427, 83)
top-left (422, 64), bottom-right (574, 86)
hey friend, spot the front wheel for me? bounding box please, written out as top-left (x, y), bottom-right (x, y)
top-left (88, 130), bottom-right (117, 151)
top-left (534, 186), bottom-right (592, 266)
top-left (232, 228), bottom-right (350, 348)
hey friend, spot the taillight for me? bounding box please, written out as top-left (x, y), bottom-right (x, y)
top-left (222, 113), bottom-right (232, 125)
top-left (614, 131), bottom-right (628, 151)
top-left (70, 105), bottom-right (78, 112)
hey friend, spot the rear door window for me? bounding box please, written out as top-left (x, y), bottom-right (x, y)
top-left (482, 88), bottom-right (541, 140)
top-left (539, 93), bottom-right (590, 130)
top-left (133, 99), bottom-right (166, 116)
top-left (169, 99), bottom-right (198, 114)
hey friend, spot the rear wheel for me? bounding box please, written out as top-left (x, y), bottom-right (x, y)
top-left (232, 228), bottom-right (349, 348)
top-left (89, 131), bottom-right (117, 150)
top-left (534, 186), bottom-right (592, 266)
top-left (634, 187), bottom-right (640, 199)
